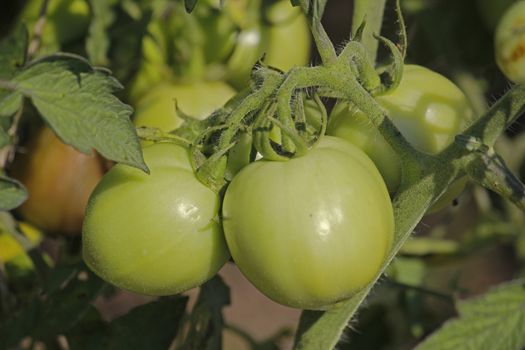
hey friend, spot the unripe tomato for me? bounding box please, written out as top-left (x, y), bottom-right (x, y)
top-left (328, 65), bottom-right (474, 211)
top-left (225, 0), bottom-right (310, 88)
top-left (495, 1), bottom-right (525, 84)
top-left (223, 136), bottom-right (394, 310)
top-left (133, 80), bottom-right (236, 132)
top-left (263, 0), bottom-right (311, 72)
top-left (82, 143), bottom-right (229, 296)
top-left (10, 127), bottom-right (105, 235)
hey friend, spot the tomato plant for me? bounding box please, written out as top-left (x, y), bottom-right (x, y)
top-left (495, 0), bottom-right (525, 84)
top-left (82, 143), bottom-right (229, 296)
top-left (222, 136), bottom-right (394, 310)
top-left (2, 0), bottom-right (525, 349)
top-left (133, 80), bottom-right (236, 131)
top-left (328, 64), bottom-right (474, 210)
top-left (9, 128), bottom-right (105, 235)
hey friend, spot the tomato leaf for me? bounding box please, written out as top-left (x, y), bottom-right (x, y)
top-left (0, 174), bottom-right (27, 211)
top-left (108, 297), bottom-right (189, 349)
top-left (0, 264), bottom-right (105, 348)
top-left (415, 279), bottom-right (525, 350)
top-left (86, 0), bottom-right (117, 66)
top-left (68, 296), bottom-right (188, 350)
top-left (185, 0), bottom-right (199, 13)
top-left (0, 53), bottom-right (148, 172)
top-left (178, 275), bottom-right (230, 349)
top-left (0, 24), bottom-right (27, 79)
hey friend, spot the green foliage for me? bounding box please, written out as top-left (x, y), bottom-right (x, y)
top-left (0, 53), bottom-right (147, 172)
top-left (415, 279), bottom-right (525, 350)
top-left (86, 0), bottom-right (117, 66)
top-left (0, 174), bottom-right (27, 211)
top-left (68, 297), bottom-right (188, 349)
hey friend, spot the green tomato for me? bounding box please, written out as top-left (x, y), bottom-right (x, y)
top-left (226, 0), bottom-right (310, 88)
top-left (263, 0), bottom-right (311, 72)
top-left (226, 25), bottom-right (269, 89)
top-left (133, 80), bottom-right (236, 132)
top-left (83, 143), bottom-right (229, 296)
top-left (222, 136), bottom-right (394, 310)
top-left (495, 0), bottom-right (525, 84)
top-left (328, 65), bottom-right (473, 211)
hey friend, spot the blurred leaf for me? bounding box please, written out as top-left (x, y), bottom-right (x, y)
top-left (86, 0), bottom-right (117, 66)
top-left (68, 296), bottom-right (188, 350)
top-left (179, 275), bottom-right (230, 350)
top-left (185, 0), bottom-right (199, 13)
top-left (388, 258), bottom-right (425, 285)
top-left (0, 265), bottom-right (105, 348)
top-left (0, 90), bottom-right (22, 118)
top-left (109, 296), bottom-right (188, 349)
top-left (400, 237), bottom-right (459, 256)
top-left (0, 24), bottom-right (27, 79)
top-left (0, 174), bottom-right (27, 211)
top-left (0, 53), bottom-right (147, 172)
top-left (415, 279), bottom-right (525, 350)
top-left (67, 306), bottom-right (110, 350)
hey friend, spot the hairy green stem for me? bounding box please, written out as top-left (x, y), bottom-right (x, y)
top-left (306, 1), bottom-right (337, 65)
top-left (463, 84), bottom-right (525, 146)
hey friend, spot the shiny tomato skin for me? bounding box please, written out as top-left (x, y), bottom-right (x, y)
top-left (328, 65), bottom-right (473, 210)
top-left (82, 143), bottom-right (229, 296)
top-left (222, 136), bottom-right (394, 310)
top-left (133, 81), bottom-right (236, 132)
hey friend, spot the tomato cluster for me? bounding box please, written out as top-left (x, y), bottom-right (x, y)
top-left (82, 62), bottom-right (475, 309)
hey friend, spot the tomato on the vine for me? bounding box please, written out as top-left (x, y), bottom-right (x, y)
top-left (222, 136), bottom-right (394, 310)
top-left (263, 0), bottom-right (311, 72)
top-left (133, 80), bottom-right (236, 132)
top-left (495, 1), bottom-right (525, 84)
top-left (225, 0), bottom-right (311, 88)
top-left (82, 143), bottom-right (229, 296)
top-left (10, 128), bottom-right (105, 235)
top-left (328, 65), bottom-right (474, 211)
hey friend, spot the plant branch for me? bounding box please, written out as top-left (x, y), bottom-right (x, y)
top-left (28, 0), bottom-right (50, 59)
